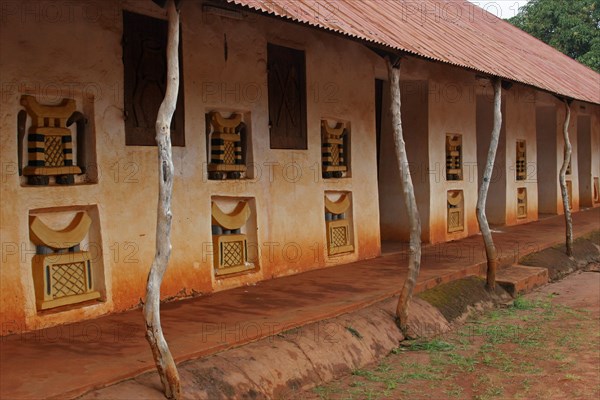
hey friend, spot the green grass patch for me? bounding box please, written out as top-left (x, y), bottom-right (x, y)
top-left (406, 339), bottom-right (455, 352)
top-left (512, 296), bottom-right (537, 310)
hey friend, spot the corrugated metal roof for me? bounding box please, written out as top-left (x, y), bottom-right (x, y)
top-left (226, 0), bottom-right (600, 104)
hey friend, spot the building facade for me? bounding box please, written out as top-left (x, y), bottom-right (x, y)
top-left (1, 0), bottom-right (598, 334)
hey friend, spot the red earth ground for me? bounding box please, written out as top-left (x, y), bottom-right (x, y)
top-left (293, 266), bottom-right (600, 400)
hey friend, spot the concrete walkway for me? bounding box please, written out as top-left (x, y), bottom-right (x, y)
top-left (1, 208), bottom-right (598, 400)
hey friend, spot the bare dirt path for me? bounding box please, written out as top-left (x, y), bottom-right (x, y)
top-left (293, 268), bottom-right (600, 400)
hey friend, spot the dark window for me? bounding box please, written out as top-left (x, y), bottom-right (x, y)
top-left (267, 44), bottom-right (307, 149)
top-left (122, 11), bottom-right (185, 146)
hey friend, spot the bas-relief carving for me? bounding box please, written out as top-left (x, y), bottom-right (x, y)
top-left (207, 112), bottom-right (247, 180)
top-left (447, 190), bottom-right (464, 233)
top-left (325, 193), bottom-right (354, 255)
top-left (211, 201), bottom-right (252, 276)
top-left (517, 188), bottom-right (527, 219)
top-left (20, 95), bottom-right (82, 185)
top-left (516, 140), bottom-right (527, 181)
top-left (446, 134), bottom-right (462, 181)
top-left (322, 120), bottom-right (348, 179)
top-left (29, 211), bottom-right (100, 310)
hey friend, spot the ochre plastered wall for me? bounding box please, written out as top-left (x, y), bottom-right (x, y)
top-left (535, 96), bottom-right (600, 213)
top-left (536, 103), bottom-right (558, 214)
top-left (378, 77), bottom-right (430, 243)
top-left (504, 86), bottom-right (539, 225)
top-left (0, 0), bottom-right (381, 333)
top-left (534, 92), bottom-right (585, 215)
top-left (592, 105), bottom-right (600, 207)
top-left (378, 59), bottom-right (480, 244)
top-left (576, 103), bottom-right (600, 208)
top-left (476, 91), bottom-right (507, 225)
top-left (426, 64), bottom-right (479, 244)
top-left (1, 0), bottom-right (597, 334)
top-left (477, 83), bottom-right (539, 226)
top-left (0, 0), bottom-right (126, 333)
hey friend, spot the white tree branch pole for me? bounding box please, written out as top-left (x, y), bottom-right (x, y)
top-left (559, 99), bottom-right (573, 256)
top-left (476, 78), bottom-right (502, 290)
top-left (386, 57), bottom-right (422, 333)
top-left (143, 0), bottom-right (181, 398)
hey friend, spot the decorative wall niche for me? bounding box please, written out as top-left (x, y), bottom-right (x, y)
top-left (211, 198), bottom-right (257, 276)
top-left (516, 140), bottom-right (527, 181)
top-left (18, 95), bottom-right (96, 186)
top-left (517, 188), bottom-right (527, 219)
top-left (321, 119), bottom-right (350, 179)
top-left (566, 180), bottom-right (573, 209)
top-left (594, 177), bottom-right (599, 204)
top-left (206, 111), bottom-right (250, 180)
top-left (445, 134), bottom-right (462, 181)
top-left (324, 192), bottom-right (354, 255)
top-left (29, 206), bottom-right (104, 311)
top-left (447, 190), bottom-right (464, 233)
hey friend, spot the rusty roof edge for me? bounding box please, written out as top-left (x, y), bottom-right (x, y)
top-left (221, 3), bottom-right (501, 76)
top-left (467, 0), bottom-right (600, 78)
top-left (223, 0), bottom-right (599, 105)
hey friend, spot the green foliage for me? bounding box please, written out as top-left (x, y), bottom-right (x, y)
top-left (508, 0), bottom-right (600, 72)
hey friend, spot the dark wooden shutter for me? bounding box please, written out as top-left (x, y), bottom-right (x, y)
top-left (267, 44), bottom-right (307, 149)
top-left (123, 11), bottom-right (185, 146)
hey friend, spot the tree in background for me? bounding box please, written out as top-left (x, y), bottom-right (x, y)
top-left (509, 0), bottom-right (600, 72)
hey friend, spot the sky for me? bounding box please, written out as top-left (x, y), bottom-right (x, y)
top-left (468, 0), bottom-right (531, 20)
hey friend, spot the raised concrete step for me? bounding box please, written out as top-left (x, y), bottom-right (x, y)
top-left (496, 265), bottom-right (549, 297)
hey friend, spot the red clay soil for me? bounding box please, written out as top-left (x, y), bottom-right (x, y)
top-left (0, 208), bottom-right (598, 399)
top-left (295, 270), bottom-right (600, 400)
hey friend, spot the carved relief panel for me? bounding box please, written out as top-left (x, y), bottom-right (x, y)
top-left (29, 211), bottom-right (100, 310)
top-left (446, 134), bottom-right (462, 181)
top-left (20, 95), bottom-right (82, 185)
top-left (447, 190), bottom-right (464, 233)
top-left (207, 112), bottom-right (247, 180)
top-left (321, 120), bottom-right (349, 179)
top-left (516, 140), bottom-right (527, 181)
top-left (517, 188), bottom-right (527, 219)
top-left (211, 200), bottom-right (253, 276)
top-left (324, 193), bottom-right (354, 255)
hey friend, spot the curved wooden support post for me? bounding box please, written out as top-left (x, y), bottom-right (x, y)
top-left (386, 57), bottom-right (422, 335)
top-left (559, 99), bottom-right (573, 256)
top-left (476, 77), bottom-right (502, 291)
top-left (142, 0), bottom-right (181, 398)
